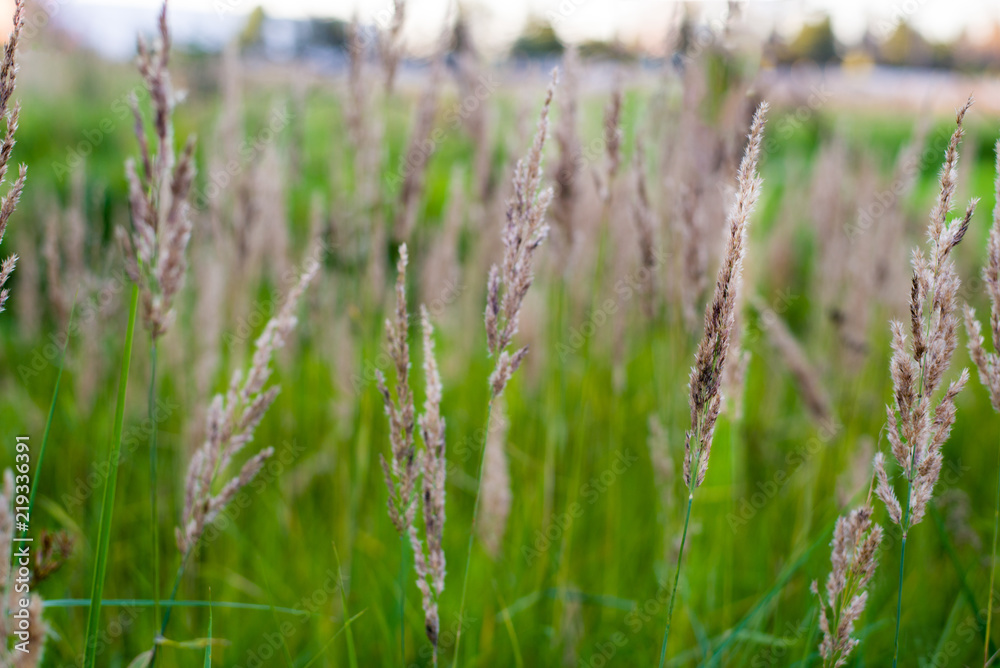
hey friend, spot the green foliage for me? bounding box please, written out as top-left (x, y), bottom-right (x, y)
top-left (6, 50), bottom-right (1000, 668)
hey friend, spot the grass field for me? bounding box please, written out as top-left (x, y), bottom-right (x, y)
top-left (5, 8), bottom-right (1000, 667)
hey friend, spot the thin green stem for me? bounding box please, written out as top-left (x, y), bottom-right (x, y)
top-left (333, 544), bottom-right (358, 668)
top-left (893, 460), bottom-right (915, 668)
top-left (450, 396), bottom-right (495, 668)
top-left (893, 532), bottom-right (908, 667)
top-left (658, 493), bottom-right (694, 668)
top-left (150, 547), bottom-right (194, 666)
top-left (27, 298), bottom-right (76, 525)
top-left (84, 284), bottom-right (139, 668)
top-left (400, 533), bottom-right (407, 666)
top-left (149, 341), bottom-right (161, 633)
top-left (986, 430), bottom-right (1000, 667)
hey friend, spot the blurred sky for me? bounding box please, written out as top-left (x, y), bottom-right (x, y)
top-left (41, 0), bottom-right (1000, 58)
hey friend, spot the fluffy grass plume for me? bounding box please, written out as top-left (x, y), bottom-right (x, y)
top-left (177, 256), bottom-right (319, 554)
top-left (0, 0), bottom-right (27, 314)
top-left (873, 96), bottom-right (976, 666)
top-left (812, 505), bottom-right (883, 667)
top-left (119, 1), bottom-right (196, 340)
top-left (963, 139), bottom-right (1000, 664)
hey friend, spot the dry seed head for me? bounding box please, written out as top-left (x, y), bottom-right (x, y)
top-left (124, 2), bottom-right (196, 339)
top-left (378, 244), bottom-right (420, 535)
top-left (815, 505), bottom-right (883, 667)
top-left (683, 101), bottom-right (767, 489)
top-left (394, 61), bottom-right (443, 240)
top-left (929, 96), bottom-right (972, 243)
top-left (964, 141), bottom-right (1000, 412)
top-left (176, 256), bottom-right (318, 554)
top-left (485, 69), bottom-right (557, 398)
top-left (552, 46), bottom-right (581, 244)
top-left (409, 305), bottom-right (448, 651)
top-left (877, 97), bottom-right (974, 532)
top-left (0, 0), bottom-right (26, 318)
top-left (594, 84), bottom-right (623, 202)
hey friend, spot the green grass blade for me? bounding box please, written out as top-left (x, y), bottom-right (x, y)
top-left (45, 598), bottom-right (315, 616)
top-left (299, 610), bottom-right (368, 668)
top-left (333, 543), bottom-right (358, 668)
top-left (259, 563), bottom-right (294, 667)
top-left (27, 295), bottom-right (76, 523)
top-left (930, 502), bottom-right (996, 655)
top-left (149, 340), bottom-right (160, 632)
top-left (705, 513), bottom-right (837, 666)
top-left (204, 592), bottom-right (212, 668)
top-left (494, 585), bottom-right (524, 668)
top-left (83, 283), bottom-right (139, 668)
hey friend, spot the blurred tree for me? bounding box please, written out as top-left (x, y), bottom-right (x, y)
top-left (578, 38), bottom-right (637, 61)
top-left (308, 18), bottom-right (349, 49)
top-left (239, 6), bottom-right (266, 50)
top-left (510, 17), bottom-right (564, 58)
top-left (787, 16), bottom-right (839, 63)
top-left (878, 22), bottom-right (952, 68)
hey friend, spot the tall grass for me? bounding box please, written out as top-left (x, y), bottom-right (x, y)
top-left (14, 2), bottom-right (1000, 665)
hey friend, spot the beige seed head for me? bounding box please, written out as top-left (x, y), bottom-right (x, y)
top-left (485, 69), bottom-right (558, 398)
top-left (683, 101), bottom-right (768, 490)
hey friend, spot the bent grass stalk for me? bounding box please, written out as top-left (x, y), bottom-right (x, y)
top-left (27, 296), bottom-right (76, 524)
top-left (453, 70), bottom-right (558, 664)
top-left (988, 431), bottom-right (1000, 665)
top-left (84, 283), bottom-right (139, 668)
top-left (660, 491), bottom-right (694, 665)
top-left (659, 411), bottom-right (705, 666)
top-left (658, 102), bottom-right (768, 665)
top-left (451, 396), bottom-right (495, 667)
top-left (149, 340), bottom-right (161, 634)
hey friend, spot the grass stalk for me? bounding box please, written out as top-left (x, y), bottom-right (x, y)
top-left (83, 283), bottom-right (139, 668)
top-left (451, 395), bottom-right (496, 668)
top-left (399, 533), bottom-right (407, 665)
top-left (333, 544), bottom-right (358, 668)
top-left (149, 340), bottom-right (161, 633)
top-left (27, 297), bottom-right (76, 523)
top-left (659, 491), bottom-right (695, 668)
top-left (204, 593), bottom-right (212, 668)
top-left (149, 546), bottom-right (196, 667)
top-left (987, 429), bottom-right (1000, 666)
top-left (892, 472), bottom-right (915, 667)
